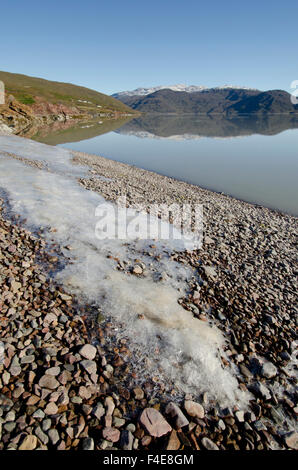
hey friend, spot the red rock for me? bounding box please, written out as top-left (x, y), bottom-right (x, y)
top-left (102, 427), bottom-right (120, 443)
top-left (140, 408), bottom-right (172, 437)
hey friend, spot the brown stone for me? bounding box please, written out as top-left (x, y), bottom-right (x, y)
top-left (140, 408), bottom-right (172, 437)
top-left (167, 430), bottom-right (180, 450)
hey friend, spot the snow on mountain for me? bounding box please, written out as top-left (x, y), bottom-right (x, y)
top-left (112, 84), bottom-right (207, 97)
top-left (112, 84), bottom-right (258, 98)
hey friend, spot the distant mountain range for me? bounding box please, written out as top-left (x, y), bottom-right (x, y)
top-left (113, 84), bottom-right (258, 98)
top-left (112, 86), bottom-right (298, 115)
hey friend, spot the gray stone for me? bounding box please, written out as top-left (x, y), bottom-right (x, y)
top-left (261, 361), bottom-right (277, 379)
top-left (120, 430), bottom-right (134, 450)
top-left (201, 437), bottom-right (219, 450)
top-left (80, 360), bottom-right (97, 375)
top-left (93, 403), bottom-right (105, 420)
top-left (35, 426), bottom-right (49, 445)
top-left (39, 375), bottom-right (59, 390)
top-left (165, 402), bottom-right (189, 428)
top-left (82, 437), bottom-right (94, 450)
top-left (48, 428), bottom-right (60, 445)
top-left (79, 344), bottom-right (97, 360)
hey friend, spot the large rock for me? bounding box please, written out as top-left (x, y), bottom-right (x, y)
top-left (284, 431), bottom-right (298, 450)
top-left (18, 435), bottom-right (38, 450)
top-left (102, 427), bottom-right (120, 443)
top-left (167, 430), bottom-right (180, 450)
top-left (39, 375), bottom-right (59, 390)
top-left (140, 408), bottom-right (172, 437)
top-left (79, 344), bottom-right (97, 360)
top-left (165, 402), bottom-right (189, 428)
top-left (201, 437), bottom-right (219, 450)
top-left (184, 400), bottom-right (205, 419)
top-left (120, 430), bottom-right (134, 450)
top-left (261, 361), bottom-right (277, 379)
top-left (80, 360), bottom-right (97, 375)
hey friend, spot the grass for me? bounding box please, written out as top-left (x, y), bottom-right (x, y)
top-left (0, 70), bottom-right (136, 114)
top-left (14, 93), bottom-right (36, 105)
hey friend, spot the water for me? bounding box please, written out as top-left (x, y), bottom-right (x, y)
top-left (34, 114), bottom-right (298, 216)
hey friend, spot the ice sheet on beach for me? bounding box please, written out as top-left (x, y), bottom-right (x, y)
top-left (0, 135), bottom-right (250, 407)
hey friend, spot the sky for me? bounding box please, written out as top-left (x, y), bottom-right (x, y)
top-left (0, 0), bottom-right (297, 95)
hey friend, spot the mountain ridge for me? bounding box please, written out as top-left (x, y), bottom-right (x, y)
top-left (113, 87), bottom-right (298, 115)
top-left (112, 84), bottom-right (259, 99)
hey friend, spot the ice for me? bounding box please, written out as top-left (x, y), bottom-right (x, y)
top-left (0, 136), bottom-right (250, 407)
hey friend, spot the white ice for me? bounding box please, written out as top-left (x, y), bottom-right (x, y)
top-left (0, 135), bottom-right (250, 407)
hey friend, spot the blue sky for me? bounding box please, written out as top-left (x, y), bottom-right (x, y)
top-left (0, 0), bottom-right (297, 95)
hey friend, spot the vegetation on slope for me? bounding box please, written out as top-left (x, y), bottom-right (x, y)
top-left (0, 70), bottom-right (135, 115)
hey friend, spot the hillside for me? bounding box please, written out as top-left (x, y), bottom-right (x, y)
top-left (113, 87), bottom-right (298, 115)
top-left (0, 71), bottom-right (136, 135)
top-left (0, 71), bottom-right (134, 114)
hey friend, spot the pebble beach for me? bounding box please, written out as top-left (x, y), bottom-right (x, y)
top-left (0, 136), bottom-right (297, 451)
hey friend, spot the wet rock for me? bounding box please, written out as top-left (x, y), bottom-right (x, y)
top-left (249, 382), bottom-right (271, 400)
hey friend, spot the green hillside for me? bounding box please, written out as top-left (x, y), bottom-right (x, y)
top-left (0, 70), bottom-right (135, 114)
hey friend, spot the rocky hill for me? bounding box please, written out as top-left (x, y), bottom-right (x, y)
top-left (0, 71), bottom-right (136, 135)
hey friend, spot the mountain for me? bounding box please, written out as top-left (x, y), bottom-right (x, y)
top-left (112, 84), bottom-right (257, 100)
top-left (113, 84), bottom-right (208, 98)
top-left (0, 71), bottom-right (136, 135)
top-left (113, 86), bottom-right (298, 115)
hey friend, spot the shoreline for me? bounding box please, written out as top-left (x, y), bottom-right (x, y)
top-left (0, 135), bottom-right (297, 451)
top-left (72, 148), bottom-right (298, 220)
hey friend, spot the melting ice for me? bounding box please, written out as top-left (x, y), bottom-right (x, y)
top-left (0, 135), bottom-right (250, 407)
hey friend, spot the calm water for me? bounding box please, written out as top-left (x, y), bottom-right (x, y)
top-left (34, 114), bottom-right (298, 216)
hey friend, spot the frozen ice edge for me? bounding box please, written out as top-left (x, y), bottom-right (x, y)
top-left (0, 135), bottom-right (250, 409)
